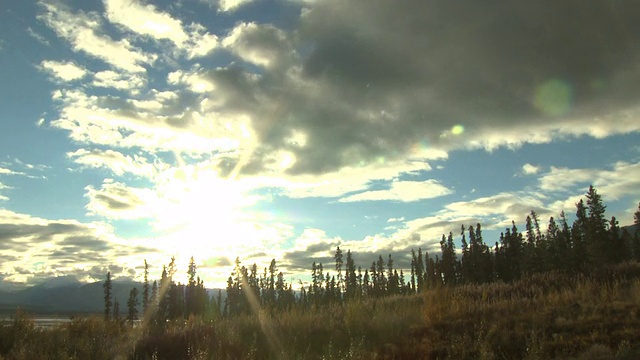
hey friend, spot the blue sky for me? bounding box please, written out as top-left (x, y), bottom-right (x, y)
top-left (1, 0), bottom-right (639, 289)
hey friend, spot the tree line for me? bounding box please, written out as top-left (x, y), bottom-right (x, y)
top-left (103, 256), bottom-right (213, 326)
top-left (104, 185), bottom-right (640, 323)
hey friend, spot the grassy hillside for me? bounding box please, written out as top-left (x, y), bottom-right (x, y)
top-left (2, 264), bottom-right (640, 359)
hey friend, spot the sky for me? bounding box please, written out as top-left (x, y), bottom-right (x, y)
top-left (1, 0), bottom-right (639, 290)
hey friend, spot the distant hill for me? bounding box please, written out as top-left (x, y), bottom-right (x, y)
top-left (0, 280), bottom-right (144, 315)
top-left (0, 279), bottom-right (224, 316)
top-left (622, 223), bottom-right (639, 236)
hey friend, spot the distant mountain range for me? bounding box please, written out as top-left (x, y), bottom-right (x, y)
top-left (0, 278), bottom-right (224, 316)
top-left (0, 279), bottom-right (144, 315)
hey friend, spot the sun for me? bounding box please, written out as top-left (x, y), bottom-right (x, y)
top-left (149, 165), bottom-right (263, 272)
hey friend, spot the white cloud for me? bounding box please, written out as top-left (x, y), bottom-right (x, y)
top-left (442, 192), bottom-right (546, 221)
top-left (92, 70), bottom-right (146, 93)
top-left (104, 0), bottom-right (218, 58)
top-left (218, 0), bottom-right (255, 12)
top-left (39, 60), bottom-right (87, 81)
top-left (184, 23), bottom-right (219, 59)
top-left (85, 180), bottom-right (159, 219)
top-left (0, 166), bottom-right (26, 177)
top-left (521, 163), bottom-right (540, 175)
top-left (270, 159), bottom-right (435, 199)
top-left (26, 27), bottom-right (50, 45)
top-left (0, 181), bottom-right (10, 201)
top-left (167, 69), bottom-right (215, 93)
top-left (222, 22), bottom-right (293, 69)
top-left (0, 208), bottom-right (154, 285)
top-left (540, 160), bottom-right (640, 214)
top-left (67, 148), bottom-right (158, 178)
top-left (538, 166), bottom-right (597, 192)
top-left (104, 0), bottom-right (188, 45)
top-left (339, 179), bottom-right (452, 203)
top-left (0, 167), bottom-right (16, 175)
top-left (48, 89), bottom-right (245, 154)
top-left (38, 1), bottom-right (155, 73)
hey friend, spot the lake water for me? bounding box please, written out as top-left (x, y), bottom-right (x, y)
top-left (1, 317), bottom-right (74, 328)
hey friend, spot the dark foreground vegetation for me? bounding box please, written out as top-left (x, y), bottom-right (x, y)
top-left (2, 185), bottom-right (640, 359)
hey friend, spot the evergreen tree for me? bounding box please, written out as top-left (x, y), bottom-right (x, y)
top-left (585, 185), bottom-right (609, 266)
top-left (572, 199), bottom-right (589, 271)
top-left (609, 216), bottom-right (626, 264)
top-left (416, 248), bottom-right (426, 292)
top-left (376, 255), bottom-right (386, 296)
top-left (387, 254), bottom-right (399, 295)
top-left (426, 255), bottom-right (438, 288)
top-left (127, 287), bottom-right (139, 325)
top-left (546, 216), bottom-right (563, 271)
top-left (151, 280), bottom-right (158, 306)
top-left (633, 203), bottom-right (640, 261)
top-left (399, 269), bottom-right (407, 294)
top-left (334, 246), bottom-right (344, 294)
top-left (103, 271), bottom-right (112, 321)
top-left (363, 269), bottom-right (370, 297)
top-left (459, 225), bottom-right (471, 283)
top-left (439, 233), bottom-right (458, 286)
top-left (356, 266), bottom-right (363, 298)
top-left (345, 250), bottom-right (357, 300)
top-left (276, 271), bottom-right (286, 310)
top-left (494, 239), bottom-right (506, 281)
top-left (558, 211), bottom-right (573, 272)
top-left (113, 297), bottom-right (120, 321)
top-left (475, 224), bottom-right (494, 283)
top-left (268, 259), bottom-right (277, 307)
top-left (157, 266), bottom-right (169, 322)
top-left (524, 215), bottom-right (540, 274)
top-left (186, 256), bottom-right (197, 316)
top-left (410, 249), bottom-right (417, 292)
top-left (142, 260), bottom-right (149, 315)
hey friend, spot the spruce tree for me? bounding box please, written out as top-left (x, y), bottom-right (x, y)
top-left (113, 297), bottom-right (120, 321)
top-left (127, 287), bottom-right (139, 325)
top-left (103, 271), bottom-right (112, 321)
top-left (572, 199), bottom-right (589, 271)
top-left (345, 250), bottom-right (357, 300)
top-left (142, 260), bottom-right (149, 314)
top-left (633, 203), bottom-right (640, 261)
top-left (546, 217), bottom-right (563, 271)
top-left (558, 211), bottom-right (573, 272)
top-left (268, 259), bottom-right (277, 307)
top-left (186, 256), bottom-right (197, 316)
top-left (334, 246), bottom-right (344, 294)
top-left (460, 225), bottom-right (470, 283)
top-left (609, 216), bottom-right (625, 264)
top-left (439, 233), bottom-right (458, 285)
top-left (585, 185), bottom-right (609, 266)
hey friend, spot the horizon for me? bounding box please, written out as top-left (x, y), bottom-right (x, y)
top-left (1, 0), bottom-right (639, 290)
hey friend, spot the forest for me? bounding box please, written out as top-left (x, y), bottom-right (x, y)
top-left (2, 185), bottom-right (640, 359)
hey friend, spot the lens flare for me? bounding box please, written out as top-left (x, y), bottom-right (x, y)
top-left (451, 124), bottom-right (464, 135)
top-left (534, 79), bottom-right (572, 116)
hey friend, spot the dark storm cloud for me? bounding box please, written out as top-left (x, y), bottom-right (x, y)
top-left (0, 255), bottom-right (18, 263)
top-left (224, 0), bottom-right (640, 176)
top-left (301, 0), bottom-right (640, 111)
top-left (59, 235), bottom-right (110, 251)
top-left (93, 192), bottom-right (140, 210)
top-left (0, 222), bottom-right (86, 243)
